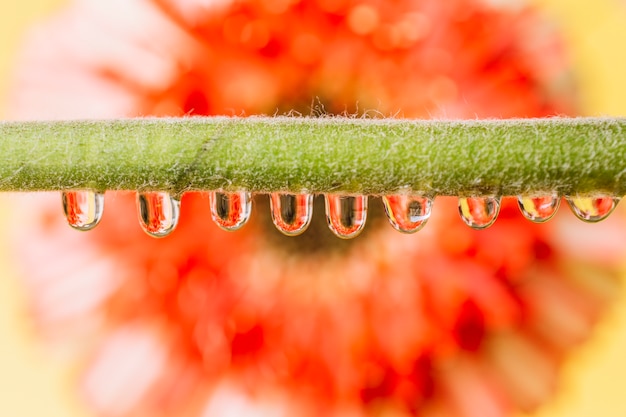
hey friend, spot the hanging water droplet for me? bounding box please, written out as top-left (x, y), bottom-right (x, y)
top-left (325, 195), bottom-right (368, 239)
top-left (270, 193), bottom-right (313, 236)
top-left (458, 196), bottom-right (501, 230)
top-left (566, 195), bottom-right (620, 223)
top-left (382, 194), bottom-right (432, 233)
top-left (517, 195), bottom-right (560, 223)
top-left (209, 191), bottom-right (252, 231)
top-left (62, 190), bottom-right (104, 231)
top-left (137, 192), bottom-right (180, 237)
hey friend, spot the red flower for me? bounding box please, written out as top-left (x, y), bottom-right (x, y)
top-left (8, 1), bottom-right (623, 416)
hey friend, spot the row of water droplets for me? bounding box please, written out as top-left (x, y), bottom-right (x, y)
top-left (61, 191), bottom-right (620, 239)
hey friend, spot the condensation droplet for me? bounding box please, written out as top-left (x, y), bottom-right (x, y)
top-left (325, 195), bottom-right (368, 239)
top-left (137, 192), bottom-right (180, 237)
top-left (517, 195), bottom-right (560, 223)
top-left (270, 193), bottom-right (313, 236)
top-left (458, 196), bottom-right (501, 230)
top-left (566, 195), bottom-right (620, 223)
top-left (62, 190), bottom-right (104, 231)
top-left (382, 194), bottom-right (432, 233)
top-left (209, 191), bottom-right (252, 231)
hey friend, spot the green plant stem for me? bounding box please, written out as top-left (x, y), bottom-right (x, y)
top-left (1, 116), bottom-right (625, 197)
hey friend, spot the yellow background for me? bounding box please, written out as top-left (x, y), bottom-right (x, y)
top-left (1, 0), bottom-right (626, 416)
top-left (1, 2), bottom-right (89, 416)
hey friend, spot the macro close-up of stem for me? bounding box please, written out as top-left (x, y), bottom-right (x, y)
top-left (5, 1), bottom-right (626, 417)
top-left (1, 116), bottom-right (625, 197)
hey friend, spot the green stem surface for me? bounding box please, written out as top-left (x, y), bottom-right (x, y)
top-left (1, 116), bottom-right (625, 197)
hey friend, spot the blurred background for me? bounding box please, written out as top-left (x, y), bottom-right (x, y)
top-left (2, 0), bottom-right (626, 416)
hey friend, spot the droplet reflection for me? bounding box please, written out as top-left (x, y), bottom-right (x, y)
top-left (458, 196), bottom-right (501, 230)
top-left (325, 195), bottom-right (368, 239)
top-left (209, 191), bottom-right (252, 231)
top-left (270, 193), bottom-right (313, 236)
top-left (382, 194), bottom-right (432, 233)
top-left (517, 195), bottom-right (560, 223)
top-left (62, 190), bottom-right (104, 231)
top-left (137, 192), bottom-right (180, 237)
top-left (566, 196), bottom-right (619, 223)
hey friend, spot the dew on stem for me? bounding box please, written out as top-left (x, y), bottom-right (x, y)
top-left (458, 196), bottom-right (501, 230)
top-left (269, 193), bottom-right (313, 236)
top-left (566, 196), bottom-right (620, 223)
top-left (517, 195), bottom-right (561, 223)
top-left (324, 195), bottom-right (368, 239)
top-left (137, 192), bottom-right (180, 237)
top-left (62, 190), bottom-right (104, 231)
top-left (382, 194), bottom-right (432, 233)
top-left (209, 191), bottom-right (252, 231)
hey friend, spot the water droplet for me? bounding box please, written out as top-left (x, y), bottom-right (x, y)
top-left (458, 196), bottom-right (501, 229)
top-left (325, 195), bottom-right (368, 239)
top-left (270, 193), bottom-right (313, 236)
top-left (517, 195), bottom-right (560, 223)
top-left (137, 192), bottom-right (180, 237)
top-left (382, 194), bottom-right (432, 233)
top-left (62, 190), bottom-right (104, 231)
top-left (566, 195), bottom-right (620, 223)
top-left (209, 191), bottom-right (252, 231)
